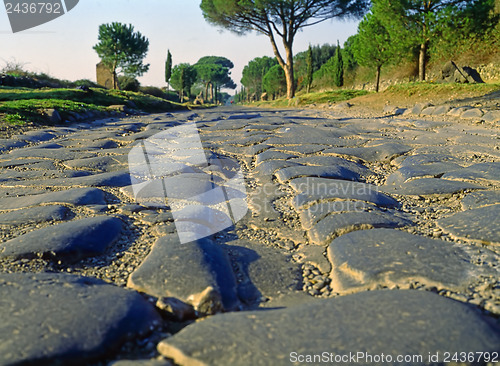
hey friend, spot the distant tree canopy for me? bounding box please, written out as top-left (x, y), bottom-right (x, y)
top-left (93, 22), bottom-right (149, 89)
top-left (351, 10), bottom-right (394, 92)
top-left (262, 64), bottom-right (287, 98)
top-left (370, 0), bottom-right (482, 81)
top-left (170, 63), bottom-right (197, 101)
top-left (200, 0), bottom-right (369, 99)
top-left (194, 56), bottom-right (236, 102)
top-left (241, 56), bottom-right (278, 99)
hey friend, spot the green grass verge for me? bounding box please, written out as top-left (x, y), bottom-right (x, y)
top-left (0, 87), bottom-right (186, 124)
top-left (248, 89), bottom-right (370, 107)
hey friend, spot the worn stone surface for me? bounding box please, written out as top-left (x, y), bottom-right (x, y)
top-left (0, 205), bottom-right (71, 225)
top-left (109, 360), bottom-right (172, 366)
top-left (158, 290), bottom-right (500, 366)
top-left (324, 143), bottom-right (411, 162)
top-left (0, 107), bottom-right (499, 364)
top-left (225, 239), bottom-right (301, 306)
top-left (290, 178), bottom-right (400, 209)
top-left (0, 187), bottom-right (106, 210)
top-left (380, 178), bottom-right (483, 196)
top-left (0, 216), bottom-right (123, 261)
top-left (128, 235), bottom-right (240, 314)
top-left (308, 211), bottom-right (412, 246)
top-left (442, 162), bottom-right (500, 184)
top-left (327, 229), bottom-right (474, 293)
top-left (0, 273), bottom-right (161, 366)
top-left (461, 190), bottom-right (500, 210)
top-left (386, 162), bottom-right (463, 185)
top-left (437, 205), bottom-right (500, 245)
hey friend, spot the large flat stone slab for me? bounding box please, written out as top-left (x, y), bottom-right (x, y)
top-left (323, 143), bottom-right (412, 162)
top-left (0, 216), bottom-right (123, 261)
top-left (0, 273), bottom-right (161, 366)
top-left (461, 190), bottom-right (500, 210)
top-left (386, 162), bottom-right (463, 185)
top-left (327, 229), bottom-right (474, 293)
top-left (308, 211), bottom-right (412, 246)
top-left (0, 205), bottom-right (71, 225)
top-left (380, 178), bottom-right (483, 196)
top-left (158, 290), bottom-right (500, 366)
top-left (290, 178), bottom-right (400, 209)
top-left (63, 156), bottom-right (126, 172)
top-left (0, 187), bottom-right (106, 210)
top-left (225, 240), bottom-right (301, 306)
top-left (442, 162), bottom-right (500, 183)
top-left (299, 200), bottom-right (379, 230)
top-left (437, 205), bottom-right (500, 245)
top-left (400, 153), bottom-right (461, 167)
top-left (128, 235), bottom-right (240, 314)
top-left (17, 170), bottom-right (132, 188)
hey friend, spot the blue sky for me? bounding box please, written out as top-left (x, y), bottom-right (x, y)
top-left (1, 0), bottom-right (360, 90)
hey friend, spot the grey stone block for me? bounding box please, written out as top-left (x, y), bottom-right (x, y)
top-left (158, 290), bottom-right (500, 366)
top-left (0, 273), bottom-right (160, 366)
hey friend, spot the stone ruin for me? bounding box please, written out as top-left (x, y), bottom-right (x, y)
top-left (439, 60), bottom-right (484, 83)
top-left (96, 62), bottom-right (114, 89)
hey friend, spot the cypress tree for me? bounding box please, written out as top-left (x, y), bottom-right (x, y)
top-left (333, 40), bottom-right (344, 87)
top-left (165, 50), bottom-right (172, 91)
top-left (306, 45), bottom-right (313, 93)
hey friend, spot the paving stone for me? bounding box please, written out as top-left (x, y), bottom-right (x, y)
top-left (0, 157), bottom-right (46, 168)
top-left (483, 110), bottom-right (500, 123)
top-left (0, 139), bottom-right (28, 152)
top-left (265, 125), bottom-right (350, 146)
top-left (411, 102), bottom-right (433, 115)
top-left (226, 240), bottom-right (300, 306)
top-left (447, 106), bottom-right (471, 117)
top-left (0, 187), bottom-right (106, 210)
top-left (226, 113), bottom-right (261, 120)
top-left (461, 190), bottom-right (500, 210)
top-left (442, 162), bottom-right (500, 184)
top-left (247, 182), bottom-right (283, 221)
top-left (0, 168), bottom-right (90, 182)
top-left (386, 162), bottom-right (463, 185)
top-left (299, 200), bottom-right (379, 230)
top-left (323, 143), bottom-right (411, 162)
top-left (253, 160), bottom-right (300, 179)
top-left (63, 156), bottom-right (128, 172)
top-left (15, 130), bottom-right (58, 143)
top-left (109, 360), bottom-right (172, 366)
top-left (255, 150), bottom-right (297, 165)
top-left (327, 229), bottom-right (474, 293)
top-left (437, 205), bottom-right (500, 245)
top-left (24, 170), bottom-right (133, 188)
top-left (275, 158), bottom-right (370, 183)
top-left (128, 235), bottom-right (240, 314)
top-left (59, 138), bottom-right (119, 150)
top-left (400, 153), bottom-right (461, 167)
top-left (5, 147), bottom-right (96, 161)
top-left (0, 216), bottom-right (123, 261)
top-left (273, 144), bottom-right (329, 154)
top-left (431, 105), bottom-right (452, 115)
top-left (158, 290), bottom-right (500, 366)
top-left (420, 106), bottom-right (436, 115)
top-left (308, 211), bottom-right (412, 246)
top-left (290, 178), bottom-right (400, 209)
top-left (0, 273), bottom-right (161, 366)
top-left (461, 108), bottom-right (484, 119)
top-left (0, 205), bottom-right (71, 225)
top-left (380, 178), bottom-right (483, 196)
